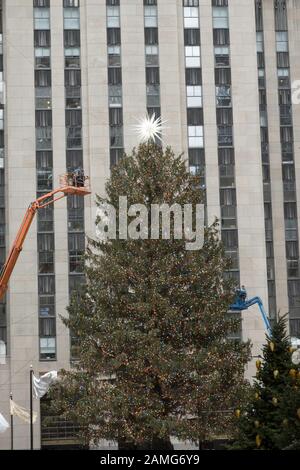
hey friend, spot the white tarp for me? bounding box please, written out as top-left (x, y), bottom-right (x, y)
top-left (292, 348), bottom-right (300, 365)
top-left (0, 413), bottom-right (9, 433)
top-left (32, 370), bottom-right (58, 399)
top-left (10, 400), bottom-right (37, 424)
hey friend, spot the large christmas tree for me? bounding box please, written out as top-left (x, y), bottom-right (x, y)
top-left (54, 140), bottom-right (250, 449)
top-left (232, 315), bottom-right (300, 450)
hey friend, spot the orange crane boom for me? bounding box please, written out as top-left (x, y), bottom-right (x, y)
top-left (0, 176), bottom-right (90, 300)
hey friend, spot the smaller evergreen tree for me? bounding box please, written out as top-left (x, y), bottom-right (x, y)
top-left (232, 315), bottom-right (300, 450)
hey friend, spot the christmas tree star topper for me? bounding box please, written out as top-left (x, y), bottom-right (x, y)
top-left (133, 114), bottom-right (167, 144)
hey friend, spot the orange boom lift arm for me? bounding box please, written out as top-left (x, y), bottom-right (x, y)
top-left (0, 174), bottom-right (90, 300)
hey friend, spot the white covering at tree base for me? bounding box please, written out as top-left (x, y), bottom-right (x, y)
top-left (32, 370), bottom-right (58, 399)
top-left (0, 413), bottom-right (9, 433)
top-left (292, 348), bottom-right (300, 366)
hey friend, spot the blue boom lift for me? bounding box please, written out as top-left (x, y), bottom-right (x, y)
top-left (230, 286), bottom-right (271, 336)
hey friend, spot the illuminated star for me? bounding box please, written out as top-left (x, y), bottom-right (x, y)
top-left (133, 114), bottom-right (166, 144)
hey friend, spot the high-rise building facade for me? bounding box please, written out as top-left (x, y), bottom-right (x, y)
top-left (0, 0), bottom-right (300, 450)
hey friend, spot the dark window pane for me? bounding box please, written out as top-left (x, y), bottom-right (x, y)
top-left (39, 317), bottom-right (56, 337)
top-left (277, 52), bottom-right (289, 67)
top-left (35, 70), bottom-right (51, 87)
top-left (34, 30), bottom-right (51, 47)
top-left (217, 108), bottom-right (232, 125)
top-left (144, 28), bottom-right (158, 45)
top-left (183, 0), bottom-right (199, 5)
top-left (66, 109), bottom-right (82, 127)
top-left (215, 68), bottom-right (231, 85)
top-left (34, 0), bottom-right (50, 6)
top-left (107, 28), bottom-right (121, 45)
top-left (213, 29), bottom-right (230, 46)
top-left (66, 150), bottom-right (83, 171)
top-left (274, 0), bottom-right (288, 31)
top-left (64, 30), bottom-right (81, 47)
top-left (109, 108), bottom-right (123, 126)
top-left (185, 68), bottom-right (202, 86)
top-left (65, 70), bottom-right (81, 87)
top-left (108, 67), bottom-right (122, 85)
top-left (187, 108), bottom-right (203, 126)
top-left (146, 67), bottom-right (160, 85)
top-left (36, 110), bottom-right (52, 127)
top-left (110, 148), bottom-right (124, 167)
top-left (184, 28), bottom-right (200, 46)
top-left (255, 0), bottom-right (263, 31)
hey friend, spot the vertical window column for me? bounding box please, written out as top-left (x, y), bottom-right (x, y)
top-left (255, 0), bottom-right (277, 322)
top-left (274, 0), bottom-right (300, 335)
top-left (183, 0), bottom-right (205, 191)
top-left (212, 0), bottom-right (239, 283)
top-left (107, 0), bottom-right (124, 168)
top-left (144, 0), bottom-right (161, 120)
top-left (34, 0), bottom-right (56, 361)
top-left (63, 0), bottom-right (85, 360)
top-left (0, 0), bottom-right (6, 348)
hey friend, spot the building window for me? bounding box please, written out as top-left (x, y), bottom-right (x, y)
top-left (107, 6), bottom-right (120, 28)
top-left (64, 30), bottom-right (80, 47)
top-left (276, 31), bottom-right (288, 52)
top-left (213, 28), bottom-right (230, 46)
top-left (212, 6), bottom-right (229, 29)
top-left (34, 7), bottom-right (50, 30)
top-left (64, 0), bottom-right (80, 6)
top-left (35, 70), bottom-right (51, 87)
top-left (144, 5), bottom-right (157, 27)
top-left (65, 47), bottom-right (80, 68)
top-left (277, 51), bottom-right (289, 67)
top-left (184, 28), bottom-right (200, 46)
top-left (274, 0), bottom-right (288, 31)
top-left (217, 108), bottom-right (232, 125)
top-left (146, 85), bottom-right (160, 107)
top-left (36, 127), bottom-right (52, 150)
top-left (109, 85), bottom-right (122, 108)
top-left (187, 108), bottom-right (203, 126)
top-left (278, 68), bottom-right (290, 88)
top-left (216, 85), bottom-right (231, 107)
top-left (144, 27), bottom-right (158, 45)
top-left (63, 8), bottom-right (80, 29)
top-left (215, 68), bottom-right (231, 85)
top-left (218, 125), bottom-right (233, 146)
top-left (65, 70), bottom-right (81, 87)
top-left (145, 45), bottom-right (159, 66)
top-left (214, 46), bottom-right (229, 67)
top-left (188, 126), bottom-right (204, 148)
top-left (66, 127), bottom-right (82, 149)
top-left (34, 0), bottom-right (50, 6)
top-left (108, 45), bottom-right (121, 66)
top-left (183, 0), bottom-right (199, 6)
top-left (108, 67), bottom-right (122, 85)
top-left (185, 68), bottom-right (201, 86)
top-left (185, 46), bottom-right (201, 67)
top-left (146, 67), bottom-right (160, 85)
top-left (35, 48), bottom-right (51, 69)
top-left (256, 32), bottom-right (264, 52)
top-left (183, 7), bottom-right (199, 28)
top-left (40, 337), bottom-right (56, 361)
top-left (110, 126), bottom-right (123, 148)
top-left (187, 85), bottom-right (202, 107)
top-left (222, 230), bottom-right (238, 249)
